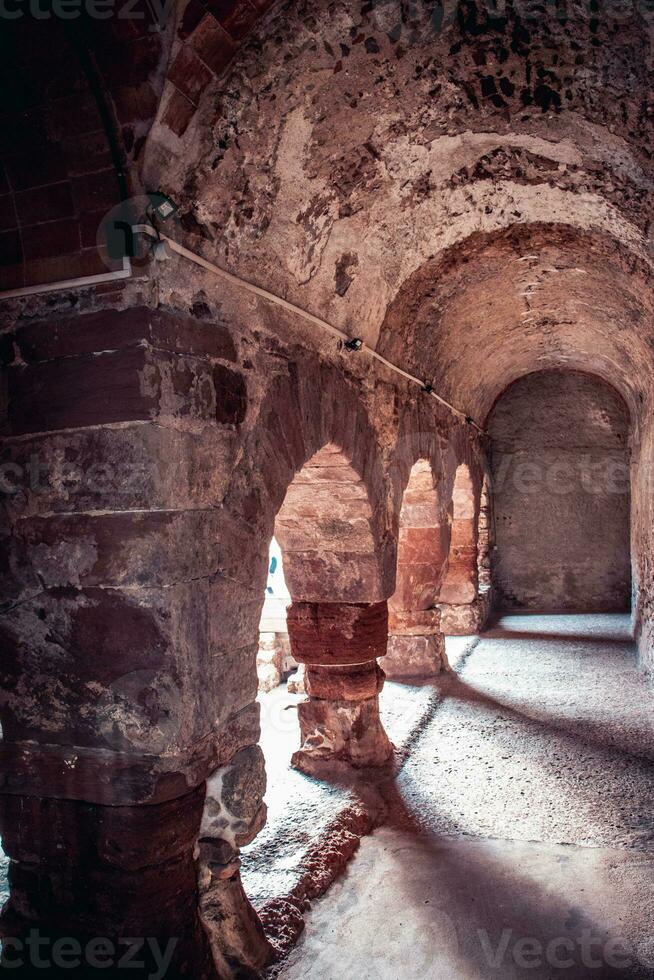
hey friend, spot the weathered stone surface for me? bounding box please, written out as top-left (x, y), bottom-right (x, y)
top-left (0, 702), bottom-right (261, 807)
top-left (287, 600), bottom-right (388, 666)
top-left (0, 786), bottom-right (214, 977)
top-left (5, 306), bottom-right (237, 365)
top-left (199, 869), bottom-right (273, 978)
top-left (440, 592), bottom-right (491, 636)
top-left (388, 607), bottom-right (441, 635)
top-left (292, 696), bottom-right (393, 772)
top-left (488, 371), bottom-right (631, 613)
top-left (305, 661), bottom-right (384, 702)
top-left (382, 634), bottom-right (447, 679)
top-left (202, 746), bottom-right (267, 848)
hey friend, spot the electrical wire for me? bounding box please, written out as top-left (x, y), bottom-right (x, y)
top-left (133, 224), bottom-right (485, 433)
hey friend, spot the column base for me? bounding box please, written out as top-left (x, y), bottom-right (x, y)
top-left (382, 633), bottom-right (447, 678)
top-left (292, 696), bottom-right (393, 775)
top-left (439, 590), bottom-right (491, 635)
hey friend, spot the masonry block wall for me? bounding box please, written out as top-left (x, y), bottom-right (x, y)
top-left (488, 370), bottom-right (631, 613)
top-left (0, 294), bottom-right (487, 975)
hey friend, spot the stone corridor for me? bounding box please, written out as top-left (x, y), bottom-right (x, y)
top-left (276, 616), bottom-right (654, 979)
top-left (2, 2), bottom-right (654, 976)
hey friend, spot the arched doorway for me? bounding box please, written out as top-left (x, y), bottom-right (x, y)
top-left (487, 369), bottom-right (631, 613)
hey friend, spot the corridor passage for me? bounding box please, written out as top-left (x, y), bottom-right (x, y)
top-left (278, 616), bottom-right (654, 979)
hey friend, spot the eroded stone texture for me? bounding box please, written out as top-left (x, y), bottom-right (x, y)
top-left (291, 697), bottom-right (393, 774)
top-left (0, 786), bottom-right (215, 978)
top-left (198, 748), bottom-right (273, 975)
top-left (440, 464), bottom-right (479, 605)
top-left (288, 601), bottom-right (393, 771)
top-left (387, 461), bottom-right (450, 677)
top-left (440, 592), bottom-right (492, 636)
top-left (383, 633), bottom-right (447, 679)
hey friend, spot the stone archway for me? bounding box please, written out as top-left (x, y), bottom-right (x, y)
top-left (276, 443), bottom-right (393, 773)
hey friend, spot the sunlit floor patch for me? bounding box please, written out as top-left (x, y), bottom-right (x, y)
top-left (273, 615), bottom-right (654, 979)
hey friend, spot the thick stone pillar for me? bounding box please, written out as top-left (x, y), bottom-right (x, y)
top-left (287, 601), bottom-right (393, 773)
top-left (0, 305), bottom-right (271, 978)
top-left (385, 488), bottom-right (450, 678)
top-left (0, 788), bottom-right (215, 977)
top-left (383, 608), bottom-right (447, 678)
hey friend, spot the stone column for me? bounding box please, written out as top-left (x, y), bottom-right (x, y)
top-left (439, 505), bottom-right (485, 635)
top-left (0, 305), bottom-right (271, 978)
top-left (384, 608), bottom-right (448, 677)
top-left (384, 509), bottom-right (450, 679)
top-left (287, 601), bottom-right (393, 774)
top-left (0, 788), bottom-right (215, 977)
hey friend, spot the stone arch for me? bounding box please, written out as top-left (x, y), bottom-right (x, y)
top-left (276, 442), bottom-right (387, 604)
top-left (221, 357), bottom-right (395, 605)
top-left (198, 356), bottom-right (395, 969)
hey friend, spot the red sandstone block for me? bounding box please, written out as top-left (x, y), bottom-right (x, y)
top-left (214, 362), bottom-right (247, 424)
top-left (112, 82), bottom-right (158, 124)
top-left (287, 600), bottom-right (388, 665)
top-left (305, 661), bottom-right (383, 701)
top-left (190, 13), bottom-right (236, 74)
top-left (4, 146), bottom-right (68, 192)
top-left (168, 45), bottom-right (214, 106)
top-left (22, 248), bottom-right (109, 289)
top-left (6, 346), bottom-right (157, 435)
top-left (62, 130), bottom-right (113, 176)
top-left (0, 228), bottom-right (22, 267)
top-left (13, 306), bottom-right (237, 363)
top-left (179, 0), bottom-right (207, 38)
top-left (393, 561), bottom-right (443, 608)
top-left (71, 170), bottom-right (120, 213)
top-left (21, 218), bottom-right (80, 262)
top-left (397, 525), bottom-right (447, 564)
top-left (162, 87), bottom-right (196, 137)
top-left (94, 34), bottom-right (162, 89)
top-left (14, 181), bottom-right (75, 226)
top-left (0, 261), bottom-right (24, 289)
top-left (46, 93), bottom-right (103, 139)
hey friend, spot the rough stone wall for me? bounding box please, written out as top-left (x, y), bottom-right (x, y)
top-left (0, 286), bottom-right (487, 971)
top-left (136, 0), bottom-right (654, 659)
top-left (488, 370), bottom-right (631, 613)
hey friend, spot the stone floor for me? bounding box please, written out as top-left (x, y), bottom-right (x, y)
top-left (273, 615), bottom-right (654, 979)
